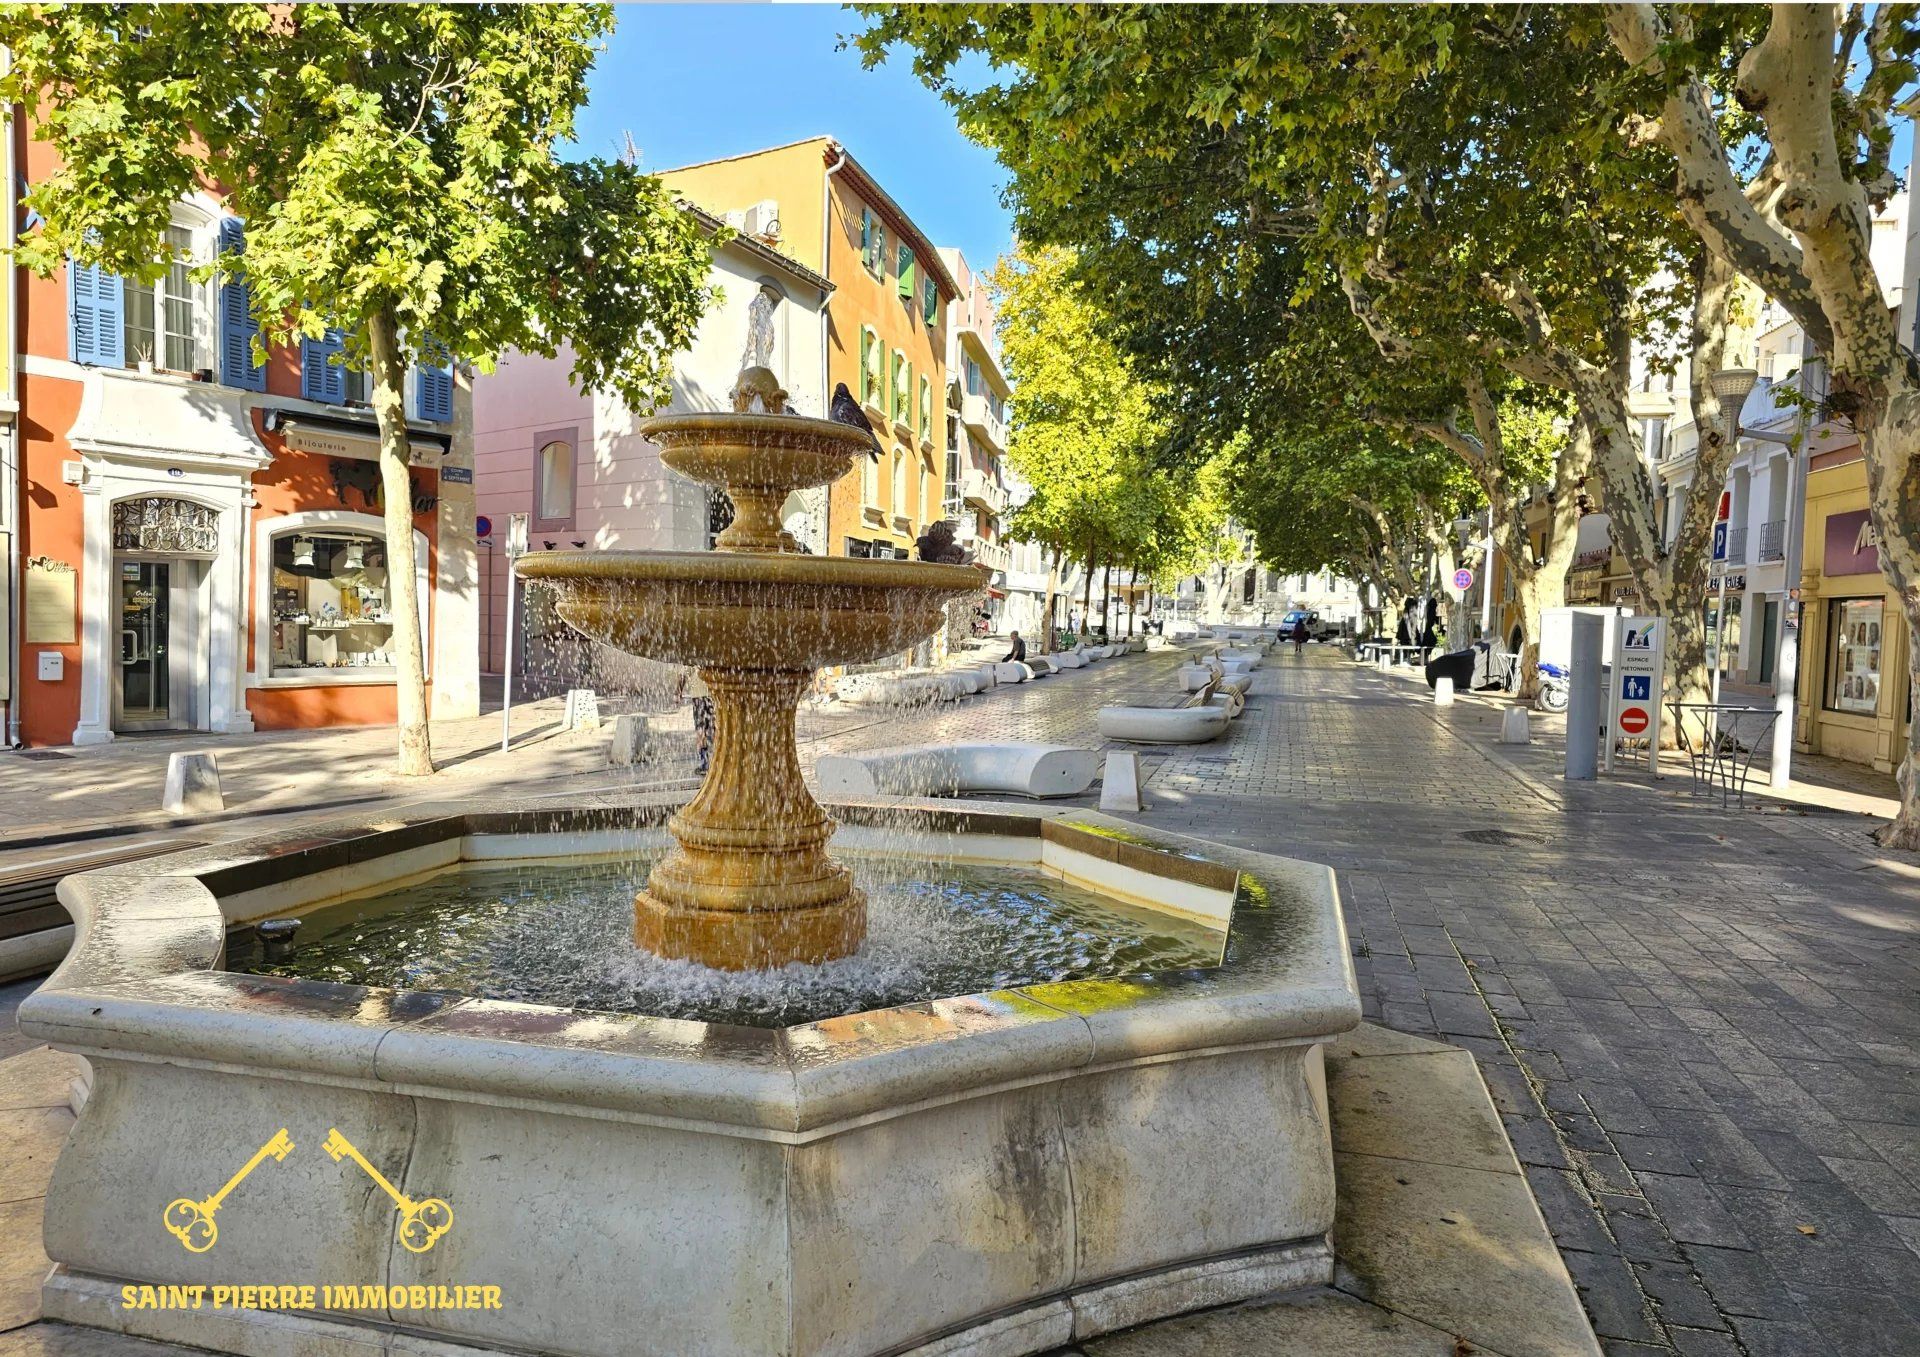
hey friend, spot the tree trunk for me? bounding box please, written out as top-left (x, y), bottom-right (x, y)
top-left (1040, 550), bottom-right (1059, 653)
top-left (1100, 556), bottom-right (1112, 634)
top-left (367, 310), bottom-right (434, 776)
top-left (1080, 543), bottom-right (1095, 635)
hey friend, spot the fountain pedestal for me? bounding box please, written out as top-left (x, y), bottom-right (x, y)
top-left (637, 666), bottom-right (864, 967)
top-left (515, 370), bottom-right (984, 970)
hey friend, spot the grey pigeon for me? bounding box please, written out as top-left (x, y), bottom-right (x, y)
top-left (830, 382), bottom-right (883, 460)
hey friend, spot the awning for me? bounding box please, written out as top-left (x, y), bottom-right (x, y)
top-left (270, 411), bottom-right (447, 466)
top-left (1573, 513), bottom-right (1614, 566)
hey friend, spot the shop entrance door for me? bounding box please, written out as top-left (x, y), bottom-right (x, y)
top-left (113, 559), bottom-right (194, 732)
top-left (1755, 599), bottom-right (1779, 686)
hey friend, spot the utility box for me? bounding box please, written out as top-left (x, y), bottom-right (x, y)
top-left (1539, 607), bottom-right (1621, 670)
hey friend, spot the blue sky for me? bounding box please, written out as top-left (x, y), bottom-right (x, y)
top-left (573, 4), bottom-right (1015, 273)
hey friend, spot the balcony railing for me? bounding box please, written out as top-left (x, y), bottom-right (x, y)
top-left (961, 394), bottom-right (1008, 454)
top-left (1758, 519), bottom-right (1786, 562)
top-left (1725, 523), bottom-right (1748, 565)
top-left (961, 467), bottom-right (1008, 517)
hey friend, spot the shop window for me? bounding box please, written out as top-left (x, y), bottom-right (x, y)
top-left (125, 225), bottom-right (204, 373)
top-left (1827, 597), bottom-right (1884, 715)
top-left (534, 435), bottom-right (576, 531)
top-left (268, 530), bottom-right (398, 677)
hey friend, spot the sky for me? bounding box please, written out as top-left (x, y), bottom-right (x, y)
top-left (571, 4), bottom-right (1015, 273)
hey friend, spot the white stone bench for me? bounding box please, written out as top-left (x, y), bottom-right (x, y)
top-left (1097, 704), bottom-right (1231, 744)
top-left (1219, 647), bottom-right (1263, 669)
top-left (1052, 650), bottom-right (1089, 669)
top-left (992, 662), bottom-right (1033, 684)
top-left (1026, 656), bottom-right (1057, 676)
top-left (1179, 664), bottom-right (1253, 694)
top-left (816, 743), bottom-right (1099, 799)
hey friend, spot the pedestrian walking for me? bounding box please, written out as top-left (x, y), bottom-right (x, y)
top-left (1291, 617), bottom-right (1309, 656)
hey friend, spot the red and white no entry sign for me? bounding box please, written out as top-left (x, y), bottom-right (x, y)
top-left (1619, 706), bottom-right (1650, 735)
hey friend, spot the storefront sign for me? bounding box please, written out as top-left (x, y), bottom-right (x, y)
top-left (24, 556), bottom-right (76, 644)
top-left (283, 421), bottom-right (442, 467)
top-left (1824, 508), bottom-right (1879, 576)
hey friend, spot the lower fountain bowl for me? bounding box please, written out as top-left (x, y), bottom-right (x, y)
top-left (23, 798), bottom-right (1360, 1357)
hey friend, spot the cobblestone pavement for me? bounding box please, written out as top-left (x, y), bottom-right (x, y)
top-left (814, 645), bottom-right (1920, 1356)
top-left (6, 642), bottom-right (1920, 1355)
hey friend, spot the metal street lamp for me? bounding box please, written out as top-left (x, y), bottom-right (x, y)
top-left (1709, 362), bottom-right (1812, 789)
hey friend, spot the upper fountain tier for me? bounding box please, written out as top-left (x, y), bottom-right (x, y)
top-left (513, 368), bottom-right (985, 672)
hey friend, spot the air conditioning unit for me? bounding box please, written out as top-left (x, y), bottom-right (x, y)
top-left (743, 200), bottom-right (781, 244)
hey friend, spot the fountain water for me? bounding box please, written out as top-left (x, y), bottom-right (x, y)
top-left (516, 368), bottom-right (983, 969)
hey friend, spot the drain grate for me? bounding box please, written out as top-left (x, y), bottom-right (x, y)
top-left (1460, 828), bottom-right (1549, 847)
top-left (13, 749), bottom-right (74, 761)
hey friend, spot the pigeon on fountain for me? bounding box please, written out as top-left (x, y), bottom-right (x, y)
top-left (915, 518), bottom-right (973, 565)
top-left (830, 382), bottom-right (883, 460)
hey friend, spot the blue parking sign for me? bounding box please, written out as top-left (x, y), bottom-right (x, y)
top-left (1622, 675), bottom-right (1651, 701)
top-left (1712, 522), bottom-right (1728, 561)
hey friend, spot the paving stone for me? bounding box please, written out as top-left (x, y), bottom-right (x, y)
top-left (1560, 1248), bottom-right (1660, 1343)
top-left (1636, 1174), bottom-right (1750, 1249)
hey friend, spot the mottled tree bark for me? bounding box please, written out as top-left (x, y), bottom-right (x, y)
top-left (1611, 3), bottom-right (1920, 841)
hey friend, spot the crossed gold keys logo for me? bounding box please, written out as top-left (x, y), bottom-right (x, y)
top-left (162, 1128), bottom-right (453, 1255)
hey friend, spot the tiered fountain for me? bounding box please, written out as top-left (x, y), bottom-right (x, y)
top-left (22, 369), bottom-right (1361, 1357)
top-left (516, 368), bottom-right (984, 970)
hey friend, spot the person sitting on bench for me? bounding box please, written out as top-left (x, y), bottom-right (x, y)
top-left (1003, 631), bottom-right (1027, 663)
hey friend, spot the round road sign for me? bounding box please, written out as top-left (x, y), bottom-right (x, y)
top-left (1452, 567), bottom-right (1474, 591)
top-left (1619, 706), bottom-right (1650, 735)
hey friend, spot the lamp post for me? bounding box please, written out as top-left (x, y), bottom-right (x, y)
top-left (1708, 362), bottom-right (1809, 788)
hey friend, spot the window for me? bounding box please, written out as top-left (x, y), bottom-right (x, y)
top-left (1827, 598), bottom-right (1884, 715)
top-left (965, 356), bottom-right (983, 396)
top-left (860, 208), bottom-right (885, 276)
top-left (859, 326), bottom-right (883, 407)
top-left (1642, 417), bottom-right (1666, 464)
top-left (919, 374), bottom-right (932, 440)
top-left (922, 275), bottom-right (938, 326)
top-left (125, 225), bottom-right (203, 372)
top-left (892, 447), bottom-right (906, 517)
top-left (892, 351), bottom-right (910, 426)
top-left (534, 434), bottom-right (576, 531)
top-left (267, 529), bottom-right (398, 677)
top-left (861, 446), bottom-right (879, 507)
top-left (898, 246), bottom-right (916, 301)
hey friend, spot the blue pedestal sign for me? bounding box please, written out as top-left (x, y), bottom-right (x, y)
top-left (1607, 615), bottom-right (1665, 775)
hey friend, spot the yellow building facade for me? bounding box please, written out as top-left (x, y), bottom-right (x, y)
top-left (661, 138), bottom-right (958, 560)
top-left (1795, 446), bottom-right (1909, 771)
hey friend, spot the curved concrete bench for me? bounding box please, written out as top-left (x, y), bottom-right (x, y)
top-left (816, 743), bottom-right (1099, 799)
top-left (1179, 664), bottom-right (1252, 694)
top-left (1026, 657), bottom-right (1057, 676)
top-left (1052, 651), bottom-right (1089, 669)
top-left (993, 662), bottom-right (1033, 684)
top-left (1097, 704), bottom-right (1230, 743)
top-left (1219, 647), bottom-right (1263, 669)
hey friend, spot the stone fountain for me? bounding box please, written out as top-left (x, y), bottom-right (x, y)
top-left (19, 367), bottom-right (1363, 1357)
top-left (516, 369), bottom-right (984, 969)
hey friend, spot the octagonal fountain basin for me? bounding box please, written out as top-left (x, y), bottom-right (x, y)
top-left (23, 798), bottom-right (1359, 1357)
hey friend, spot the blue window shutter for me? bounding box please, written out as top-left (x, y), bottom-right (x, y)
top-left (68, 259), bottom-right (124, 367)
top-left (414, 345), bottom-right (453, 422)
top-left (216, 218), bottom-right (264, 392)
top-left (300, 328), bottom-right (345, 404)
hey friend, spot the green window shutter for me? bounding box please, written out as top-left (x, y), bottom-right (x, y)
top-left (898, 247), bottom-right (915, 300)
top-left (860, 208), bottom-right (872, 259)
top-left (922, 276), bottom-right (937, 326)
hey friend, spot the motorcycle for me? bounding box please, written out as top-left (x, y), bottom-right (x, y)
top-left (1536, 660), bottom-right (1570, 713)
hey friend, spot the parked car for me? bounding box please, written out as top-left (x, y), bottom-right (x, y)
top-left (1279, 609), bottom-right (1332, 640)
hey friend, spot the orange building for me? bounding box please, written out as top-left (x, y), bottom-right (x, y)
top-left (661, 138), bottom-right (960, 559)
top-left (6, 122), bottom-right (477, 747)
